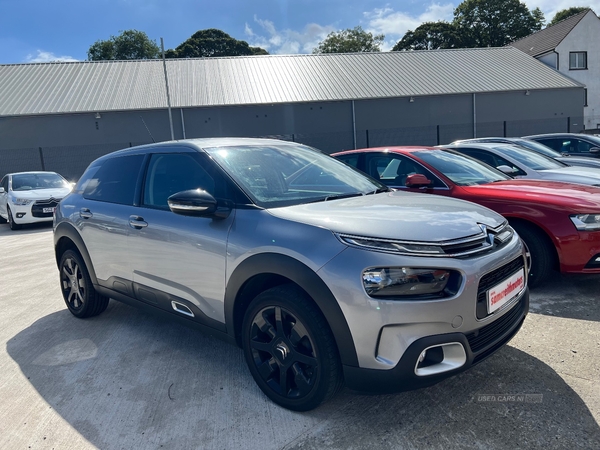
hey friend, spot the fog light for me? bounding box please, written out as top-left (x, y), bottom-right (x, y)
top-left (416, 347), bottom-right (444, 369)
top-left (16, 213), bottom-right (26, 218)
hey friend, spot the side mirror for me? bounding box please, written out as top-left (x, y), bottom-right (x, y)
top-left (168, 189), bottom-right (218, 217)
top-left (405, 173), bottom-right (432, 188)
top-left (0, 187), bottom-right (4, 194)
top-left (496, 165), bottom-right (518, 174)
top-left (589, 147), bottom-right (600, 154)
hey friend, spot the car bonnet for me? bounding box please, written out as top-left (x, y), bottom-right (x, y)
top-left (267, 190), bottom-right (505, 243)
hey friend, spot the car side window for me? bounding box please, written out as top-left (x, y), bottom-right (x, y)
top-left (335, 154), bottom-right (359, 168)
top-left (574, 139), bottom-right (594, 153)
top-left (537, 139), bottom-right (563, 152)
top-left (82, 154), bottom-right (145, 205)
top-left (455, 148), bottom-right (526, 176)
top-left (142, 153), bottom-right (215, 209)
top-left (0, 176), bottom-right (7, 192)
top-left (365, 153), bottom-right (445, 187)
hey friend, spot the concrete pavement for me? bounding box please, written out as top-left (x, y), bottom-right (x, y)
top-left (0, 223), bottom-right (598, 449)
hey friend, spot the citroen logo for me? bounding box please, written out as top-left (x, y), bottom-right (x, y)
top-left (275, 342), bottom-right (289, 361)
top-left (479, 224), bottom-right (494, 245)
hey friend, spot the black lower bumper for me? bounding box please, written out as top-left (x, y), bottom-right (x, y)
top-left (343, 288), bottom-right (529, 394)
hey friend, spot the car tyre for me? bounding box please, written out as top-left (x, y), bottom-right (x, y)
top-left (7, 206), bottom-right (22, 230)
top-left (59, 249), bottom-right (109, 318)
top-left (242, 284), bottom-right (343, 411)
top-left (511, 222), bottom-right (554, 289)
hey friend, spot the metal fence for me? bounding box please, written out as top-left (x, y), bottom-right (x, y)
top-left (0, 116), bottom-right (587, 181)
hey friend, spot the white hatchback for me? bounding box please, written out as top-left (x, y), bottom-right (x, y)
top-left (0, 171), bottom-right (72, 230)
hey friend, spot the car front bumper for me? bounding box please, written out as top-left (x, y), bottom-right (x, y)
top-left (342, 289), bottom-right (528, 393)
top-left (10, 202), bottom-right (57, 224)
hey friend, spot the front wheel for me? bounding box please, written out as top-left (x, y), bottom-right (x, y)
top-left (242, 285), bottom-right (343, 411)
top-left (59, 249), bottom-right (109, 318)
top-left (511, 222), bottom-right (555, 289)
top-left (7, 207), bottom-right (21, 230)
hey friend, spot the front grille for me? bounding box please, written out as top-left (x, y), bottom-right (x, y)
top-left (467, 294), bottom-right (527, 363)
top-left (476, 256), bottom-right (525, 319)
top-left (31, 198), bottom-right (61, 217)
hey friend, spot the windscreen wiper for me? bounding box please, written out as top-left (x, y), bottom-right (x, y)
top-left (324, 192), bottom-right (364, 201)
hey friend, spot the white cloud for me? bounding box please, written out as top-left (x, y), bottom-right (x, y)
top-left (363, 3), bottom-right (454, 46)
top-left (25, 50), bottom-right (78, 63)
top-left (247, 16), bottom-right (336, 54)
top-left (523, 0), bottom-right (600, 22)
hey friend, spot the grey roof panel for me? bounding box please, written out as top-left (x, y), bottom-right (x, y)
top-left (0, 47), bottom-right (583, 117)
top-left (510, 10), bottom-right (591, 57)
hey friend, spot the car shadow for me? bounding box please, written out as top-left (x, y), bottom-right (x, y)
top-left (7, 301), bottom-right (600, 449)
top-left (529, 272), bottom-right (600, 322)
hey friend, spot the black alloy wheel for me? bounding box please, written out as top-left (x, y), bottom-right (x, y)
top-left (242, 285), bottom-right (343, 411)
top-left (59, 249), bottom-right (109, 318)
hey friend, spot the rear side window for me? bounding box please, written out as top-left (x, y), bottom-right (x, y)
top-left (81, 154), bottom-right (145, 205)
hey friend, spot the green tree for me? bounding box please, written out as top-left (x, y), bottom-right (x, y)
top-left (87, 30), bottom-right (160, 61)
top-left (453, 0), bottom-right (544, 47)
top-left (165, 29), bottom-right (268, 58)
top-left (549, 7), bottom-right (591, 26)
top-left (393, 22), bottom-right (462, 51)
top-left (531, 8), bottom-right (546, 28)
top-left (312, 26), bottom-right (384, 54)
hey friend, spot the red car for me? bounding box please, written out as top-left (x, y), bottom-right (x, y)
top-left (332, 147), bottom-right (600, 287)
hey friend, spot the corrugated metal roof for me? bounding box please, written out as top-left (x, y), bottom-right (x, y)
top-left (510, 9), bottom-right (591, 57)
top-left (0, 46), bottom-right (583, 117)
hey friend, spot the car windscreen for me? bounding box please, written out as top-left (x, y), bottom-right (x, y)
top-left (205, 143), bottom-right (386, 208)
top-left (413, 150), bottom-right (510, 186)
top-left (515, 140), bottom-right (563, 158)
top-left (11, 173), bottom-right (70, 191)
top-left (494, 145), bottom-right (567, 170)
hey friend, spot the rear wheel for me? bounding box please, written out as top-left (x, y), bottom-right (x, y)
top-left (511, 222), bottom-right (555, 289)
top-left (7, 207), bottom-right (21, 230)
top-left (59, 249), bottom-right (109, 318)
top-left (242, 284), bottom-right (343, 411)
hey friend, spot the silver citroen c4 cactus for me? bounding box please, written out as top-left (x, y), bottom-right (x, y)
top-left (54, 138), bottom-right (528, 411)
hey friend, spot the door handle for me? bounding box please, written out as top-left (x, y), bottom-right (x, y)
top-left (79, 208), bottom-right (93, 219)
top-left (129, 215), bottom-right (148, 229)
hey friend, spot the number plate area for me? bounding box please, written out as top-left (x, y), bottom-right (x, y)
top-left (487, 268), bottom-right (525, 314)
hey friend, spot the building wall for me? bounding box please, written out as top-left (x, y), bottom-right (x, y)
top-left (555, 11), bottom-right (600, 129)
top-left (538, 52), bottom-right (558, 69)
top-left (0, 88), bottom-right (585, 179)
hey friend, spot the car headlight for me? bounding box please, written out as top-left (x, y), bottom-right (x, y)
top-left (12, 198), bottom-right (33, 206)
top-left (362, 267), bottom-right (454, 298)
top-left (570, 214), bottom-right (600, 231)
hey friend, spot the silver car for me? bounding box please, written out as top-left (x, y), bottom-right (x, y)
top-left (445, 142), bottom-right (600, 186)
top-left (54, 138), bottom-right (528, 411)
top-left (452, 137), bottom-right (600, 169)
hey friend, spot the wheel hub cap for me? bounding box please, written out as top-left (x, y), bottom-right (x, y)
top-left (274, 341), bottom-right (290, 363)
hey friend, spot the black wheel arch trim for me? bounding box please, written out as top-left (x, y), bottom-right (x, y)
top-left (225, 252), bottom-right (359, 367)
top-left (54, 221), bottom-right (99, 286)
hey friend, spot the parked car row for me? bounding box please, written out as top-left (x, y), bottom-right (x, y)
top-left (332, 133), bottom-right (600, 289)
top-left (3, 133), bottom-right (597, 412)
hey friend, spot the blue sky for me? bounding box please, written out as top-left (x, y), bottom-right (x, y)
top-left (0, 0), bottom-right (598, 64)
